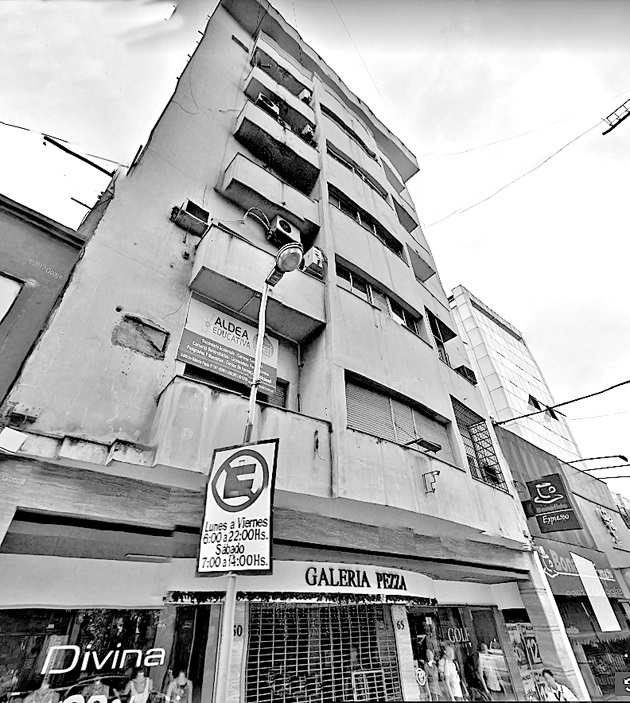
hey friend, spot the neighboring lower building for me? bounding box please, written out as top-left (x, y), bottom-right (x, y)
top-left (497, 426), bottom-right (630, 700)
top-left (0, 2), bottom-right (593, 702)
top-left (449, 285), bottom-right (583, 464)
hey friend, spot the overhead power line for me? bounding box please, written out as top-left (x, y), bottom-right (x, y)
top-left (495, 378), bottom-right (630, 427)
top-left (425, 120), bottom-right (600, 229)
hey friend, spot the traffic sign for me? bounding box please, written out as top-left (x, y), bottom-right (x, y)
top-left (198, 439), bottom-right (279, 574)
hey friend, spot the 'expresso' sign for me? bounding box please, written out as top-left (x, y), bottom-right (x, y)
top-left (526, 473), bottom-right (582, 533)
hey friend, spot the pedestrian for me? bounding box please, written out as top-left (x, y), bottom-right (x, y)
top-left (541, 669), bottom-right (577, 702)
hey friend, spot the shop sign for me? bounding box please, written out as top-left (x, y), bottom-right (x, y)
top-left (177, 298), bottom-right (278, 394)
top-left (535, 537), bottom-right (623, 597)
top-left (526, 473), bottom-right (582, 532)
top-left (41, 644), bottom-right (166, 674)
top-left (198, 439), bottom-right (278, 574)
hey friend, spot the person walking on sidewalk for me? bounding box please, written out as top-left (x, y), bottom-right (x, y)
top-left (542, 669), bottom-right (578, 702)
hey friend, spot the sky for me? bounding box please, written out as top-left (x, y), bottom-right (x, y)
top-left (1, 0), bottom-right (629, 494)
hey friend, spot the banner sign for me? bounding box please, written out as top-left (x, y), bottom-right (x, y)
top-left (526, 473), bottom-right (582, 532)
top-left (198, 439), bottom-right (278, 575)
top-left (177, 298), bottom-right (278, 394)
top-left (535, 537), bottom-right (623, 597)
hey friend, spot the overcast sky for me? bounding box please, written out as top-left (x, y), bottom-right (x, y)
top-left (1, 0), bottom-right (629, 494)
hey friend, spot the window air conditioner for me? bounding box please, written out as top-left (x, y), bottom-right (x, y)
top-left (298, 88), bottom-right (313, 105)
top-left (268, 216), bottom-right (301, 246)
top-left (301, 246), bottom-right (325, 278)
top-left (300, 124), bottom-right (316, 143)
top-left (170, 199), bottom-right (210, 236)
top-left (255, 93), bottom-right (280, 119)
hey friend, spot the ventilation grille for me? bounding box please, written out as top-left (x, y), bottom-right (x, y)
top-left (245, 603), bottom-right (403, 702)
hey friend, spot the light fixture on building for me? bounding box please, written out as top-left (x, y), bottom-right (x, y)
top-left (423, 470), bottom-right (440, 494)
top-left (266, 242), bottom-right (304, 287)
top-left (404, 437), bottom-right (442, 453)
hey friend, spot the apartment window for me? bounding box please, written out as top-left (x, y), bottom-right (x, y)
top-left (346, 379), bottom-right (455, 463)
top-left (426, 310), bottom-right (457, 365)
top-left (329, 186), bottom-right (404, 260)
top-left (321, 105), bottom-right (377, 160)
top-left (184, 365), bottom-right (288, 408)
top-left (336, 263), bottom-right (421, 335)
top-left (0, 273), bottom-right (22, 324)
top-left (528, 394), bottom-right (558, 420)
top-left (451, 398), bottom-right (507, 491)
top-left (528, 395), bottom-right (542, 410)
top-left (327, 144), bottom-right (387, 200)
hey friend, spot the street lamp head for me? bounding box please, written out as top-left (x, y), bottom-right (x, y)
top-left (275, 242), bottom-right (303, 273)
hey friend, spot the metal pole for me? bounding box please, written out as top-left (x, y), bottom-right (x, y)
top-left (243, 280), bottom-right (271, 443)
top-left (213, 571), bottom-right (238, 703)
top-left (213, 280), bottom-right (272, 703)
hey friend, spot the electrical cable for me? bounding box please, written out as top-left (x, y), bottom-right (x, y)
top-left (328, 0), bottom-right (399, 131)
top-left (495, 378), bottom-right (630, 426)
top-left (425, 120), bottom-right (601, 229)
top-left (568, 409), bottom-right (630, 421)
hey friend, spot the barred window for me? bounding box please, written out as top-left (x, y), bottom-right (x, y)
top-left (346, 379), bottom-right (455, 463)
top-left (451, 398), bottom-right (507, 491)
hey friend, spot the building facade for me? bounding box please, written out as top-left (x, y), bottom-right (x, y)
top-left (0, 2), bottom-right (591, 701)
top-left (497, 427), bottom-right (630, 700)
top-left (449, 285), bottom-right (583, 464)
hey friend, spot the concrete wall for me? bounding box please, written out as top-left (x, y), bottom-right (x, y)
top-left (0, 199), bottom-right (85, 404)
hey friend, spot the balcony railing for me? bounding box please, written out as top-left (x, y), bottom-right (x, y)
top-left (190, 223), bottom-right (326, 342)
top-left (219, 153), bottom-right (320, 241)
top-left (235, 100), bottom-right (320, 194)
top-left (150, 376), bottom-right (332, 497)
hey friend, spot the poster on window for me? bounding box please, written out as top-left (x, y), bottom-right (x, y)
top-left (177, 298), bottom-right (278, 394)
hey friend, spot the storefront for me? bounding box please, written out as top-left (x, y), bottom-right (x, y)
top-left (0, 554), bottom-right (532, 703)
top-left (535, 536), bottom-right (630, 699)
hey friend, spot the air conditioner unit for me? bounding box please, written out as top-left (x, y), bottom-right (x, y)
top-left (298, 88), bottom-right (313, 105)
top-left (268, 215), bottom-right (300, 246)
top-left (255, 93), bottom-right (280, 119)
top-left (300, 124), bottom-right (315, 143)
top-left (170, 199), bottom-right (210, 236)
top-left (301, 246), bottom-right (325, 278)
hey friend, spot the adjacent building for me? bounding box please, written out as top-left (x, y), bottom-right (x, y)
top-left (449, 285), bottom-right (583, 464)
top-left (0, 2), bottom-right (593, 701)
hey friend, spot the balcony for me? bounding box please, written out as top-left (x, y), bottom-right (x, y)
top-left (244, 66), bottom-right (315, 135)
top-left (190, 223), bottom-right (326, 342)
top-left (219, 153), bottom-right (320, 241)
top-left (252, 34), bottom-right (313, 98)
top-left (150, 376), bottom-right (332, 498)
top-left (392, 190), bottom-right (419, 233)
top-left (235, 100), bottom-right (320, 194)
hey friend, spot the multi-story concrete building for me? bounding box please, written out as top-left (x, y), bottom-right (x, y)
top-left (0, 1), bottom-right (590, 701)
top-left (449, 285), bottom-right (583, 464)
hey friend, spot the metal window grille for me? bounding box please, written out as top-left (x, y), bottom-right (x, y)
top-left (245, 603), bottom-right (403, 702)
top-left (267, 380), bottom-right (288, 409)
top-left (346, 381), bottom-right (455, 462)
top-left (451, 398), bottom-right (508, 491)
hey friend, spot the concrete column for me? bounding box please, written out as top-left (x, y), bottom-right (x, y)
top-left (518, 552), bottom-right (590, 700)
top-left (226, 601), bottom-right (247, 703)
top-left (391, 605), bottom-right (419, 701)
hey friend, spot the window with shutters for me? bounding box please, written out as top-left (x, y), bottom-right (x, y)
top-left (345, 379), bottom-right (455, 463)
top-left (451, 398), bottom-right (507, 491)
top-left (246, 603), bottom-right (403, 703)
top-left (426, 310), bottom-right (456, 366)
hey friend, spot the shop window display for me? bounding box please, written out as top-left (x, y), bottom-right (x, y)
top-left (408, 606), bottom-right (515, 701)
top-left (0, 608), bottom-right (214, 703)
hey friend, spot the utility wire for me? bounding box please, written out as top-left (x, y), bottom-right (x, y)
top-left (425, 120), bottom-right (601, 229)
top-left (495, 379), bottom-right (630, 426)
top-left (569, 409), bottom-right (630, 421)
top-left (328, 0), bottom-right (399, 131)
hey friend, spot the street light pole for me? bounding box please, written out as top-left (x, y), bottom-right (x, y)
top-left (212, 241), bottom-right (302, 703)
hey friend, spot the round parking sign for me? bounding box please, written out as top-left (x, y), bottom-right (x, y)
top-left (211, 448), bottom-right (269, 513)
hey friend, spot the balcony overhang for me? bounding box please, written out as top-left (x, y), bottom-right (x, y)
top-left (244, 66), bottom-right (315, 131)
top-left (251, 34), bottom-right (313, 98)
top-left (219, 153), bottom-right (320, 242)
top-left (235, 101), bottom-right (320, 194)
top-left (190, 224), bottom-right (326, 342)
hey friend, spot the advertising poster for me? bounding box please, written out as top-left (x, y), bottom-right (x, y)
top-left (526, 473), bottom-right (582, 532)
top-left (177, 298), bottom-right (278, 394)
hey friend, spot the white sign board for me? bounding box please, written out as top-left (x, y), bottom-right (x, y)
top-left (198, 439), bottom-right (278, 574)
top-left (572, 552), bottom-right (621, 632)
top-left (178, 298), bottom-right (279, 394)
